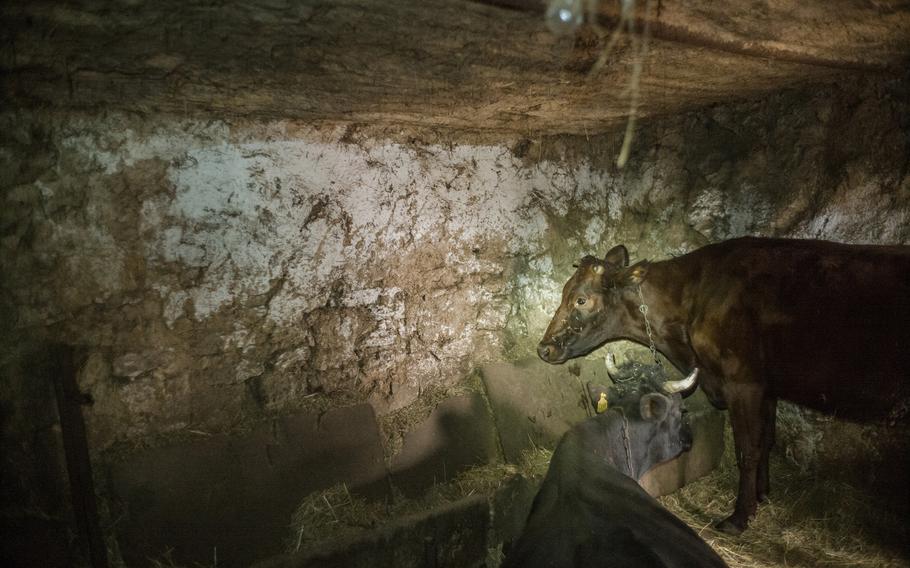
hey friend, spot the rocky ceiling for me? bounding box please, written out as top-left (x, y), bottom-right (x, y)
top-left (2, 0), bottom-right (909, 137)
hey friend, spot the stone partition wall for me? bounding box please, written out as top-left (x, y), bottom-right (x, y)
top-left (1, 74), bottom-right (908, 515)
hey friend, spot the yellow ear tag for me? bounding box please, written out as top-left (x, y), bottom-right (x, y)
top-left (596, 392), bottom-right (608, 414)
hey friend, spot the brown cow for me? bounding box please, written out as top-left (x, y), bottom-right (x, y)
top-left (537, 237), bottom-right (910, 533)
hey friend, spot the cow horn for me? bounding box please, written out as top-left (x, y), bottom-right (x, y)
top-left (661, 367), bottom-right (699, 394)
top-left (605, 353), bottom-right (621, 381)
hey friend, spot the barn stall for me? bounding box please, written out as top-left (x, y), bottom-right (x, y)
top-left (1, 1), bottom-right (909, 567)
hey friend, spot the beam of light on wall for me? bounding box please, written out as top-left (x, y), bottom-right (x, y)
top-left (513, 255), bottom-right (566, 342)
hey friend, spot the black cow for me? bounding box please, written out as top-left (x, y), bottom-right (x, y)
top-left (504, 365), bottom-right (727, 568)
top-left (537, 237), bottom-right (910, 533)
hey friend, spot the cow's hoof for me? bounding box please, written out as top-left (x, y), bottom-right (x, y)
top-left (757, 479), bottom-right (770, 503)
top-left (714, 516), bottom-right (746, 535)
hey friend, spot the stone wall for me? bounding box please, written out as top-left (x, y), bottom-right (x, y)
top-left (1, 72), bottom-right (908, 522)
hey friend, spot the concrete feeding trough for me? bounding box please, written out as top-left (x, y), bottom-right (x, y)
top-left (103, 356), bottom-right (724, 567)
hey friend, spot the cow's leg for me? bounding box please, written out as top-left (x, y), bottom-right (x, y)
top-left (716, 384), bottom-right (765, 535)
top-left (756, 397), bottom-right (777, 502)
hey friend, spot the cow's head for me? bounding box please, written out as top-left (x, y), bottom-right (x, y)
top-left (505, 357), bottom-right (715, 567)
top-left (537, 244), bottom-right (647, 364)
top-left (558, 355), bottom-right (697, 481)
top-left (598, 356), bottom-right (698, 478)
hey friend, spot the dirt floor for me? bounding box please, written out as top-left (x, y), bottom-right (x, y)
top-left (659, 426), bottom-right (910, 568)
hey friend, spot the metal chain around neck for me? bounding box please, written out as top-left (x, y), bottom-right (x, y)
top-left (616, 407), bottom-right (636, 479)
top-left (637, 284), bottom-right (662, 367)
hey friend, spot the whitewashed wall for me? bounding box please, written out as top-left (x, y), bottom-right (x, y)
top-left (2, 76), bottom-right (907, 451)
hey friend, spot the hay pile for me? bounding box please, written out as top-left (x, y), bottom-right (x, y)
top-left (286, 419), bottom-right (909, 567)
top-left (286, 446), bottom-right (553, 555)
top-left (659, 427), bottom-right (909, 568)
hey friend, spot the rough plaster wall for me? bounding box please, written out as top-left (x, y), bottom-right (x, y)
top-left (2, 74), bottom-right (908, 466)
top-left (1, 117), bottom-right (617, 453)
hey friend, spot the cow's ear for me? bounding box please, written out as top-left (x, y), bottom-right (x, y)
top-left (627, 261), bottom-right (649, 284)
top-left (604, 245), bottom-right (629, 267)
top-left (612, 261), bottom-right (650, 287)
top-left (640, 393), bottom-right (670, 422)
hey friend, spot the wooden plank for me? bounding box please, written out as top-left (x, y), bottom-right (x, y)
top-left (477, 0), bottom-right (910, 70)
top-left (50, 344), bottom-right (108, 568)
top-left (1, 1), bottom-right (906, 133)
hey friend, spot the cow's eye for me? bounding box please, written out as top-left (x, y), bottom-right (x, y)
top-left (576, 297), bottom-right (587, 306)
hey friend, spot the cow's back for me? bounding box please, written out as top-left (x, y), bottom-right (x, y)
top-left (505, 422), bottom-right (727, 568)
top-left (679, 237), bottom-right (910, 419)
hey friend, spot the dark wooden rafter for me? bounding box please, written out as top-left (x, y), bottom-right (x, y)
top-left (473, 0), bottom-right (910, 71)
top-left (1, 1), bottom-right (907, 135)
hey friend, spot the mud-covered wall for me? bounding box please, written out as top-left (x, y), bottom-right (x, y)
top-left (2, 73), bottom-right (908, 509)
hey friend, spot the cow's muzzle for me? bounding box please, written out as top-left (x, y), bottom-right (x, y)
top-left (537, 341), bottom-right (566, 364)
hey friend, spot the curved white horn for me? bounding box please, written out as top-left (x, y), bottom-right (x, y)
top-left (662, 367), bottom-right (699, 394)
top-left (605, 353), bottom-right (621, 381)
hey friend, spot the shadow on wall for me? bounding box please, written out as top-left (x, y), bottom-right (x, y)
top-left (103, 392), bottom-right (500, 567)
top-left (105, 404), bottom-right (392, 567)
top-left (389, 393), bottom-right (500, 498)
